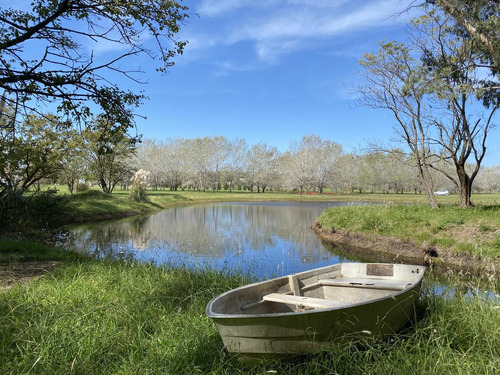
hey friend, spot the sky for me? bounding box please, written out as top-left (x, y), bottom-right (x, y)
top-left (131, 1), bottom-right (421, 152)
top-left (4, 0), bottom-right (500, 166)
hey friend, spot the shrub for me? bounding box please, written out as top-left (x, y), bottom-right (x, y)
top-left (0, 189), bottom-right (74, 231)
top-left (129, 169), bottom-right (150, 202)
top-left (76, 183), bottom-right (89, 193)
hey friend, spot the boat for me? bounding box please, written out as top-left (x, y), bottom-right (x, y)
top-left (206, 262), bottom-right (425, 361)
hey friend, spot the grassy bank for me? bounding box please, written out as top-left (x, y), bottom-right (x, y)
top-left (46, 185), bottom-right (500, 224)
top-left (317, 203), bottom-right (500, 262)
top-left (1, 240), bottom-right (498, 374)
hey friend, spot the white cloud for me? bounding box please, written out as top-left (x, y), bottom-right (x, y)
top-left (255, 40), bottom-right (302, 63)
top-left (197, 0), bottom-right (260, 17)
top-left (233, 1), bottom-right (408, 42)
top-left (197, 0), bottom-right (351, 17)
top-left (191, 0), bottom-right (416, 71)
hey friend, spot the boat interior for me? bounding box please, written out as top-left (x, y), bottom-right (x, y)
top-left (209, 263), bottom-right (423, 315)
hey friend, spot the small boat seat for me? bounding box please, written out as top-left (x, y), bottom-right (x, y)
top-left (319, 278), bottom-right (412, 291)
top-left (262, 293), bottom-right (347, 309)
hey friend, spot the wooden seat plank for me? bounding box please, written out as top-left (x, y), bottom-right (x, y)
top-left (319, 278), bottom-right (411, 291)
top-left (262, 293), bottom-right (345, 309)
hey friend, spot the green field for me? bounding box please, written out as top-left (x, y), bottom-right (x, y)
top-left (48, 185), bottom-right (500, 223)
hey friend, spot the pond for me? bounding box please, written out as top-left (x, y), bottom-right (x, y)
top-left (70, 201), bottom-right (366, 280)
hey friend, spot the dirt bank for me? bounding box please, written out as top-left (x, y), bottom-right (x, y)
top-left (0, 261), bottom-right (60, 290)
top-left (312, 222), bottom-right (498, 278)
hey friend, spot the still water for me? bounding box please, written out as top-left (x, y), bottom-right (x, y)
top-left (70, 201), bottom-right (365, 280)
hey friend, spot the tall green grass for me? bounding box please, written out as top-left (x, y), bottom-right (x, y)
top-left (1, 257), bottom-right (248, 374)
top-left (318, 204), bottom-right (500, 259)
top-left (1, 241), bottom-right (498, 374)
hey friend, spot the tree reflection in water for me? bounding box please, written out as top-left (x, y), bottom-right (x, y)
top-left (70, 201), bottom-right (363, 280)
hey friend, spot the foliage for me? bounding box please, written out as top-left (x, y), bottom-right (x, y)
top-left (0, 113), bottom-right (72, 195)
top-left (359, 7), bottom-right (499, 208)
top-left (359, 39), bottom-right (440, 207)
top-left (84, 116), bottom-right (136, 193)
top-left (0, 0), bottom-right (189, 133)
top-left (59, 130), bottom-right (87, 194)
top-left (0, 190), bottom-right (74, 232)
top-left (433, 0), bottom-right (500, 74)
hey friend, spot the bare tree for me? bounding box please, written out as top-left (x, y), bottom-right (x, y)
top-left (246, 143), bottom-right (281, 193)
top-left (224, 138), bottom-right (248, 192)
top-left (284, 135), bottom-right (343, 193)
top-left (133, 139), bottom-right (165, 190)
top-left (359, 41), bottom-right (440, 207)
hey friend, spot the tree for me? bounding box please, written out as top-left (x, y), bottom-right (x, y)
top-left (359, 40), bottom-right (440, 208)
top-left (246, 143), bottom-right (281, 193)
top-left (133, 139), bottom-right (165, 190)
top-left (163, 139), bottom-right (187, 191)
top-left (359, 9), bottom-right (498, 207)
top-left (59, 130), bottom-right (87, 194)
top-left (417, 11), bottom-right (498, 206)
top-left (224, 138), bottom-right (248, 192)
top-left (284, 135), bottom-right (342, 193)
top-left (328, 153), bottom-right (359, 193)
top-left (357, 152), bottom-right (388, 193)
top-left (85, 116), bottom-right (136, 193)
top-left (0, 113), bottom-right (71, 195)
top-left (0, 0), bottom-right (189, 132)
top-left (432, 0), bottom-right (500, 70)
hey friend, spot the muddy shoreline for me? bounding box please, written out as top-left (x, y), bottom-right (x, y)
top-left (312, 222), bottom-right (498, 278)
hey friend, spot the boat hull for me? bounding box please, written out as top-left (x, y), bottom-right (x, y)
top-left (206, 263), bottom-right (425, 359)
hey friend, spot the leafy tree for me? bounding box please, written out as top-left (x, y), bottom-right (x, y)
top-left (59, 130), bottom-right (87, 194)
top-left (431, 0), bottom-right (500, 71)
top-left (84, 116), bottom-right (136, 193)
top-left (0, 113), bottom-right (71, 195)
top-left (416, 11), bottom-right (498, 206)
top-left (359, 8), bottom-right (498, 207)
top-left (0, 0), bottom-right (189, 133)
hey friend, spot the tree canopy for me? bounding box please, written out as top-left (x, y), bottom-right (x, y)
top-left (431, 0), bottom-right (500, 72)
top-left (359, 6), bottom-right (499, 207)
top-left (0, 0), bottom-right (189, 132)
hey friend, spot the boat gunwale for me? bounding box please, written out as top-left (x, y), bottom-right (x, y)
top-left (206, 263), bottom-right (426, 319)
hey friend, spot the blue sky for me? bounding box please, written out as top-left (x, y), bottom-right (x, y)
top-left (132, 1), bottom-right (421, 152)
top-left (4, 0), bottom-right (500, 166)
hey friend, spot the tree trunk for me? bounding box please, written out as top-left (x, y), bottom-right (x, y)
top-left (457, 166), bottom-right (472, 207)
top-left (420, 167), bottom-right (439, 209)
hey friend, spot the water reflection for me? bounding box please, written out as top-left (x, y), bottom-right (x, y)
top-left (70, 201), bottom-right (363, 279)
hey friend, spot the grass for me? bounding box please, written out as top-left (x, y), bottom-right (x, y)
top-left (318, 203), bottom-right (500, 259)
top-left (1, 240), bottom-right (499, 374)
top-left (41, 184), bottom-right (500, 224)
